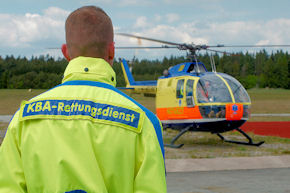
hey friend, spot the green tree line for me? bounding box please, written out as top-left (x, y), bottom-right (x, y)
top-left (0, 50), bottom-right (289, 89)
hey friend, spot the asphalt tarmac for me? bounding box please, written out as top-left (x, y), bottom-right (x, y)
top-left (167, 168), bottom-right (290, 193)
top-left (166, 156), bottom-right (290, 193)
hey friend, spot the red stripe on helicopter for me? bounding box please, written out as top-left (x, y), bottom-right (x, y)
top-left (156, 106), bottom-right (203, 121)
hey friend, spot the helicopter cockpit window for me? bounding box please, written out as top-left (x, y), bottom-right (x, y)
top-left (220, 74), bottom-right (251, 103)
top-left (197, 74), bottom-right (232, 103)
top-left (176, 79), bottom-right (184, 98)
top-left (186, 79), bottom-right (195, 107)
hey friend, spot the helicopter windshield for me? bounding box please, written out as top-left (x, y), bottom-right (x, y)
top-left (219, 74), bottom-right (251, 103)
top-left (197, 74), bottom-right (232, 103)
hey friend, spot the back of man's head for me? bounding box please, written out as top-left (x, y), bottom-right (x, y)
top-left (65, 6), bottom-right (114, 60)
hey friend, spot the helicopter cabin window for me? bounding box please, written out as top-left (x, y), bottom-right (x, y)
top-left (176, 79), bottom-right (184, 98)
top-left (220, 74), bottom-right (251, 103)
top-left (186, 79), bottom-right (195, 107)
top-left (197, 74), bottom-right (232, 103)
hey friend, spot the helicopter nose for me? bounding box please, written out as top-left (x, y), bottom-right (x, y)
top-left (226, 103), bottom-right (243, 120)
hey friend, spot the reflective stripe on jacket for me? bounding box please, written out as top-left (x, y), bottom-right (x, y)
top-left (0, 57), bottom-right (166, 193)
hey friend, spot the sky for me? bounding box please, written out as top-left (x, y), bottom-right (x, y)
top-left (1, 0), bottom-right (290, 60)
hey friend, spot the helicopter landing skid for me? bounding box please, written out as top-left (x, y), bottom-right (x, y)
top-left (165, 126), bottom-right (192, 148)
top-left (216, 128), bottom-right (265, 146)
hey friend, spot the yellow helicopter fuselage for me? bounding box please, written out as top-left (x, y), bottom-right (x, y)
top-left (156, 73), bottom-right (251, 126)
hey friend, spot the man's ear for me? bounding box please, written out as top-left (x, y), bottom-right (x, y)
top-left (108, 42), bottom-right (115, 66)
top-left (61, 44), bottom-right (71, 61)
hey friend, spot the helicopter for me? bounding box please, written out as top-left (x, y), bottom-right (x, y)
top-left (116, 33), bottom-right (290, 148)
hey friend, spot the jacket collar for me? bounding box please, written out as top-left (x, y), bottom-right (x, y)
top-left (62, 56), bottom-right (116, 87)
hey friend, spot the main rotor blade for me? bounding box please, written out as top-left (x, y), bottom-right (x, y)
top-left (116, 33), bottom-right (181, 46)
top-left (47, 46), bottom-right (178, 50)
top-left (206, 48), bottom-right (233, 55)
top-left (209, 44), bottom-right (290, 48)
top-left (116, 46), bottom-right (177, 49)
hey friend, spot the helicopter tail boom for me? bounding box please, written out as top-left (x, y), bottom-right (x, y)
top-left (120, 59), bottom-right (135, 87)
top-left (119, 59), bottom-right (157, 95)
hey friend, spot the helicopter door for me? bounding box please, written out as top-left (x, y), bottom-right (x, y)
top-left (186, 79), bottom-right (195, 107)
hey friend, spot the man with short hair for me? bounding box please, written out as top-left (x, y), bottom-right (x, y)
top-left (0, 6), bottom-right (166, 193)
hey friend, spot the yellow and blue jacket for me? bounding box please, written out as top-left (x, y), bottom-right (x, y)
top-left (0, 57), bottom-right (166, 193)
